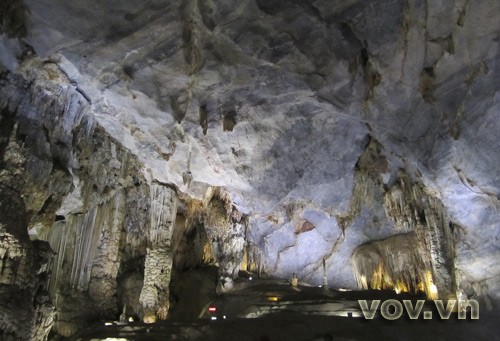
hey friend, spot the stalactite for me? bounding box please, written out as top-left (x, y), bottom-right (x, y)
top-left (171, 213), bottom-right (215, 270)
top-left (0, 63), bottom-right (145, 337)
top-left (69, 208), bottom-right (99, 291)
top-left (43, 221), bottom-right (74, 298)
top-left (240, 242), bottom-right (264, 276)
top-left (148, 184), bottom-right (177, 246)
top-left (336, 138), bottom-right (386, 232)
top-left (352, 232), bottom-right (434, 296)
top-left (382, 172), bottom-right (457, 299)
top-left (44, 192), bottom-right (125, 295)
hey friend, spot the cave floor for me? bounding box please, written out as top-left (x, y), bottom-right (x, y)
top-left (68, 280), bottom-right (498, 341)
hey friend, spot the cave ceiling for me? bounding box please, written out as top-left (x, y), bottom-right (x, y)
top-left (0, 0), bottom-right (499, 316)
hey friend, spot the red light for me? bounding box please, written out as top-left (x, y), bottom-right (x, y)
top-left (208, 307), bottom-right (217, 312)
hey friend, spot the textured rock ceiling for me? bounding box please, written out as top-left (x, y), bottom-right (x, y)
top-left (0, 0), bottom-right (499, 333)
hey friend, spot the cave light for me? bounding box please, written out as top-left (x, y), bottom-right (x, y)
top-left (347, 311), bottom-right (362, 317)
top-left (360, 275), bottom-right (368, 288)
top-left (425, 271), bottom-right (439, 300)
top-left (429, 283), bottom-right (438, 299)
top-left (394, 280), bottom-right (409, 294)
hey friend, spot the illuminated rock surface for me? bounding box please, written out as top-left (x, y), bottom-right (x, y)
top-left (0, 0), bottom-right (498, 338)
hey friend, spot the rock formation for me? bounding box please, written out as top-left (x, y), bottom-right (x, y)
top-left (0, 0), bottom-right (498, 338)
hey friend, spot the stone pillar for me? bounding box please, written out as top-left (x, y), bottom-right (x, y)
top-left (140, 245), bottom-right (173, 322)
top-left (88, 190), bottom-right (126, 315)
top-left (139, 184), bottom-right (177, 322)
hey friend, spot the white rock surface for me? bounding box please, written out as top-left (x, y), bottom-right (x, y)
top-left (1, 0), bottom-right (499, 316)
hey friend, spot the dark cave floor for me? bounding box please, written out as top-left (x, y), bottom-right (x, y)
top-left (66, 280), bottom-right (499, 341)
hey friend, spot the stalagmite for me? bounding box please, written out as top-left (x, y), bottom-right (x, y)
top-left (203, 195), bottom-right (246, 289)
top-left (119, 305), bottom-right (127, 322)
top-left (88, 190), bottom-right (125, 312)
top-left (139, 184), bottom-right (177, 322)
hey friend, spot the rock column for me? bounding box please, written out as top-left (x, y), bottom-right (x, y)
top-left (139, 184), bottom-right (177, 322)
